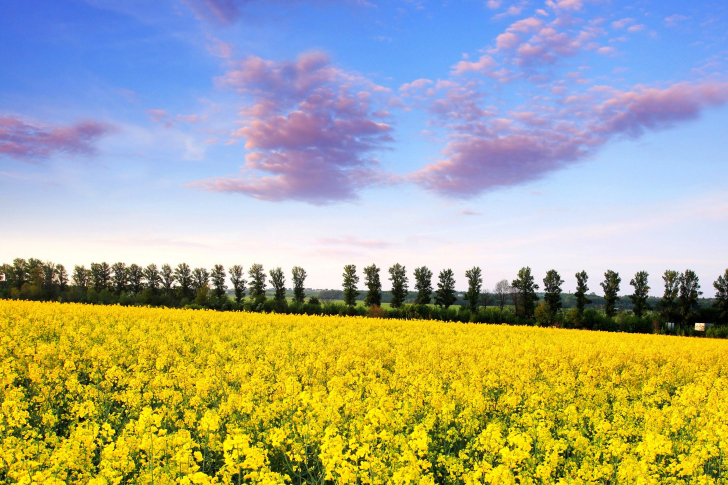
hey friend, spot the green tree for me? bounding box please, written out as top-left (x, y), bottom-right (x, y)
top-left (11, 258), bottom-right (29, 289)
top-left (342, 264), bottom-right (360, 307)
top-left (658, 270), bottom-right (680, 324)
top-left (248, 264), bottom-right (267, 303)
top-left (714, 269), bottom-right (728, 325)
top-left (629, 271), bottom-right (650, 317)
top-left (127, 264), bottom-right (144, 295)
top-left (55, 264), bottom-right (68, 292)
top-left (144, 264), bottom-right (161, 293)
top-left (292, 266), bottom-right (307, 304)
top-left (600, 270), bottom-right (621, 318)
top-left (574, 271), bottom-right (591, 315)
top-left (678, 269), bottom-right (702, 324)
top-left (269, 267), bottom-right (286, 306)
top-left (72, 265), bottom-right (89, 290)
top-left (91, 262), bottom-right (111, 292)
top-left (389, 263), bottom-right (408, 309)
top-left (464, 266), bottom-right (483, 312)
top-left (413, 266), bottom-right (433, 305)
top-left (111, 262), bottom-right (127, 295)
top-left (161, 264), bottom-right (175, 295)
top-left (229, 265), bottom-right (246, 305)
top-left (363, 264), bottom-right (382, 307)
top-left (435, 269), bottom-right (457, 309)
top-left (41, 261), bottom-right (56, 291)
top-left (512, 267), bottom-right (539, 318)
top-left (174, 263), bottom-right (193, 300)
top-left (543, 269), bottom-right (564, 318)
top-left (211, 264), bottom-right (227, 300)
top-left (192, 268), bottom-right (210, 294)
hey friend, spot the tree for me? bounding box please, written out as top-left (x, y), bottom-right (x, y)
top-left (543, 270), bottom-right (564, 318)
top-left (413, 266), bottom-right (433, 305)
top-left (161, 264), bottom-right (175, 295)
top-left (363, 264), bottom-right (382, 307)
top-left (248, 264), bottom-right (267, 303)
top-left (678, 269), bottom-right (702, 323)
top-left (714, 269), bottom-right (728, 325)
top-left (389, 263), bottom-right (408, 309)
top-left (574, 271), bottom-right (591, 315)
top-left (464, 266), bottom-right (483, 312)
top-left (111, 262), bottom-right (127, 295)
top-left (27, 258), bottom-right (43, 287)
top-left (211, 264), bottom-right (227, 300)
top-left (192, 268), bottom-right (210, 293)
top-left (292, 266), bottom-right (307, 304)
top-left (72, 265), bottom-right (89, 290)
top-left (600, 270), bottom-right (621, 318)
top-left (629, 271), bottom-right (650, 317)
top-left (127, 264), bottom-right (144, 296)
top-left (174, 263), bottom-right (193, 300)
top-left (91, 262), bottom-right (111, 292)
top-left (55, 264), bottom-right (68, 292)
top-left (42, 261), bottom-right (56, 291)
top-left (494, 279), bottom-right (510, 310)
top-left (144, 264), bottom-right (161, 293)
top-left (342, 265), bottom-right (360, 307)
top-left (435, 269), bottom-right (457, 309)
top-left (512, 267), bottom-right (539, 318)
top-left (229, 265), bottom-right (246, 305)
top-left (269, 267), bottom-right (286, 305)
top-left (11, 258), bottom-right (29, 289)
top-left (658, 270), bottom-right (680, 323)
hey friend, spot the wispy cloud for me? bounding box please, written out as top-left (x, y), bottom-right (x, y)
top-left (190, 51), bottom-right (398, 204)
top-left (317, 236), bottom-right (393, 248)
top-left (0, 114), bottom-right (113, 163)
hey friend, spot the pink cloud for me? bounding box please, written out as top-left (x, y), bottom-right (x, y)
top-left (411, 82), bottom-right (728, 198)
top-left (458, 209), bottom-right (483, 216)
top-left (451, 55), bottom-right (497, 75)
top-left (665, 14), bottom-right (689, 28)
top-left (147, 110), bottom-right (202, 128)
top-left (191, 51), bottom-right (396, 204)
top-left (0, 114), bottom-right (112, 163)
top-left (181, 0), bottom-right (241, 25)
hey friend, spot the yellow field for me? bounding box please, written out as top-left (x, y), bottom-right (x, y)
top-left (1, 301), bottom-right (726, 484)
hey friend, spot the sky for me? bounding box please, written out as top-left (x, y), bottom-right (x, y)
top-left (1, 0), bottom-right (728, 294)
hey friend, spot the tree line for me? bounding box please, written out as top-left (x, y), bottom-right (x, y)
top-left (2, 258), bottom-right (727, 337)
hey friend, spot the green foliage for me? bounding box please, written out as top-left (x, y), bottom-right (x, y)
top-left (464, 266), bottom-right (483, 312)
top-left (269, 267), bottom-right (286, 304)
top-left (292, 266), bottom-right (307, 304)
top-left (413, 266), bottom-right (433, 305)
top-left (435, 268), bottom-right (457, 309)
top-left (127, 264), bottom-right (144, 295)
top-left (229, 265), bottom-right (246, 305)
top-left (111, 262), bottom-right (127, 295)
top-left (192, 267), bottom-right (210, 294)
top-left (574, 270), bottom-right (591, 314)
top-left (248, 263), bottom-right (267, 303)
top-left (678, 269), bottom-right (702, 324)
top-left (658, 270), bottom-right (680, 324)
top-left (342, 264), bottom-right (360, 307)
top-left (629, 271), bottom-right (650, 317)
top-left (543, 269), bottom-right (564, 317)
top-left (714, 268), bottom-right (728, 324)
top-left (363, 264), bottom-right (382, 307)
top-left (91, 262), bottom-right (111, 292)
top-left (600, 270), bottom-right (621, 318)
top-left (512, 267), bottom-right (539, 318)
top-left (388, 264), bottom-right (408, 309)
top-left (211, 264), bottom-right (227, 300)
top-left (160, 264), bottom-right (175, 293)
top-left (174, 263), bottom-right (193, 300)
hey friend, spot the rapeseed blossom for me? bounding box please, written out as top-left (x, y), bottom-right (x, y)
top-left (1, 300), bottom-right (726, 483)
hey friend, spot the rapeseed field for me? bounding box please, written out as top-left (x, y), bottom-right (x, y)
top-left (1, 300), bottom-right (726, 484)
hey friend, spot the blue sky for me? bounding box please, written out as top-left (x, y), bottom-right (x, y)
top-left (2, 0), bottom-right (727, 294)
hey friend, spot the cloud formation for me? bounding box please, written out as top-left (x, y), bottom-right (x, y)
top-left (410, 82), bottom-right (728, 198)
top-left (191, 52), bottom-right (396, 204)
top-left (0, 114), bottom-right (112, 163)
